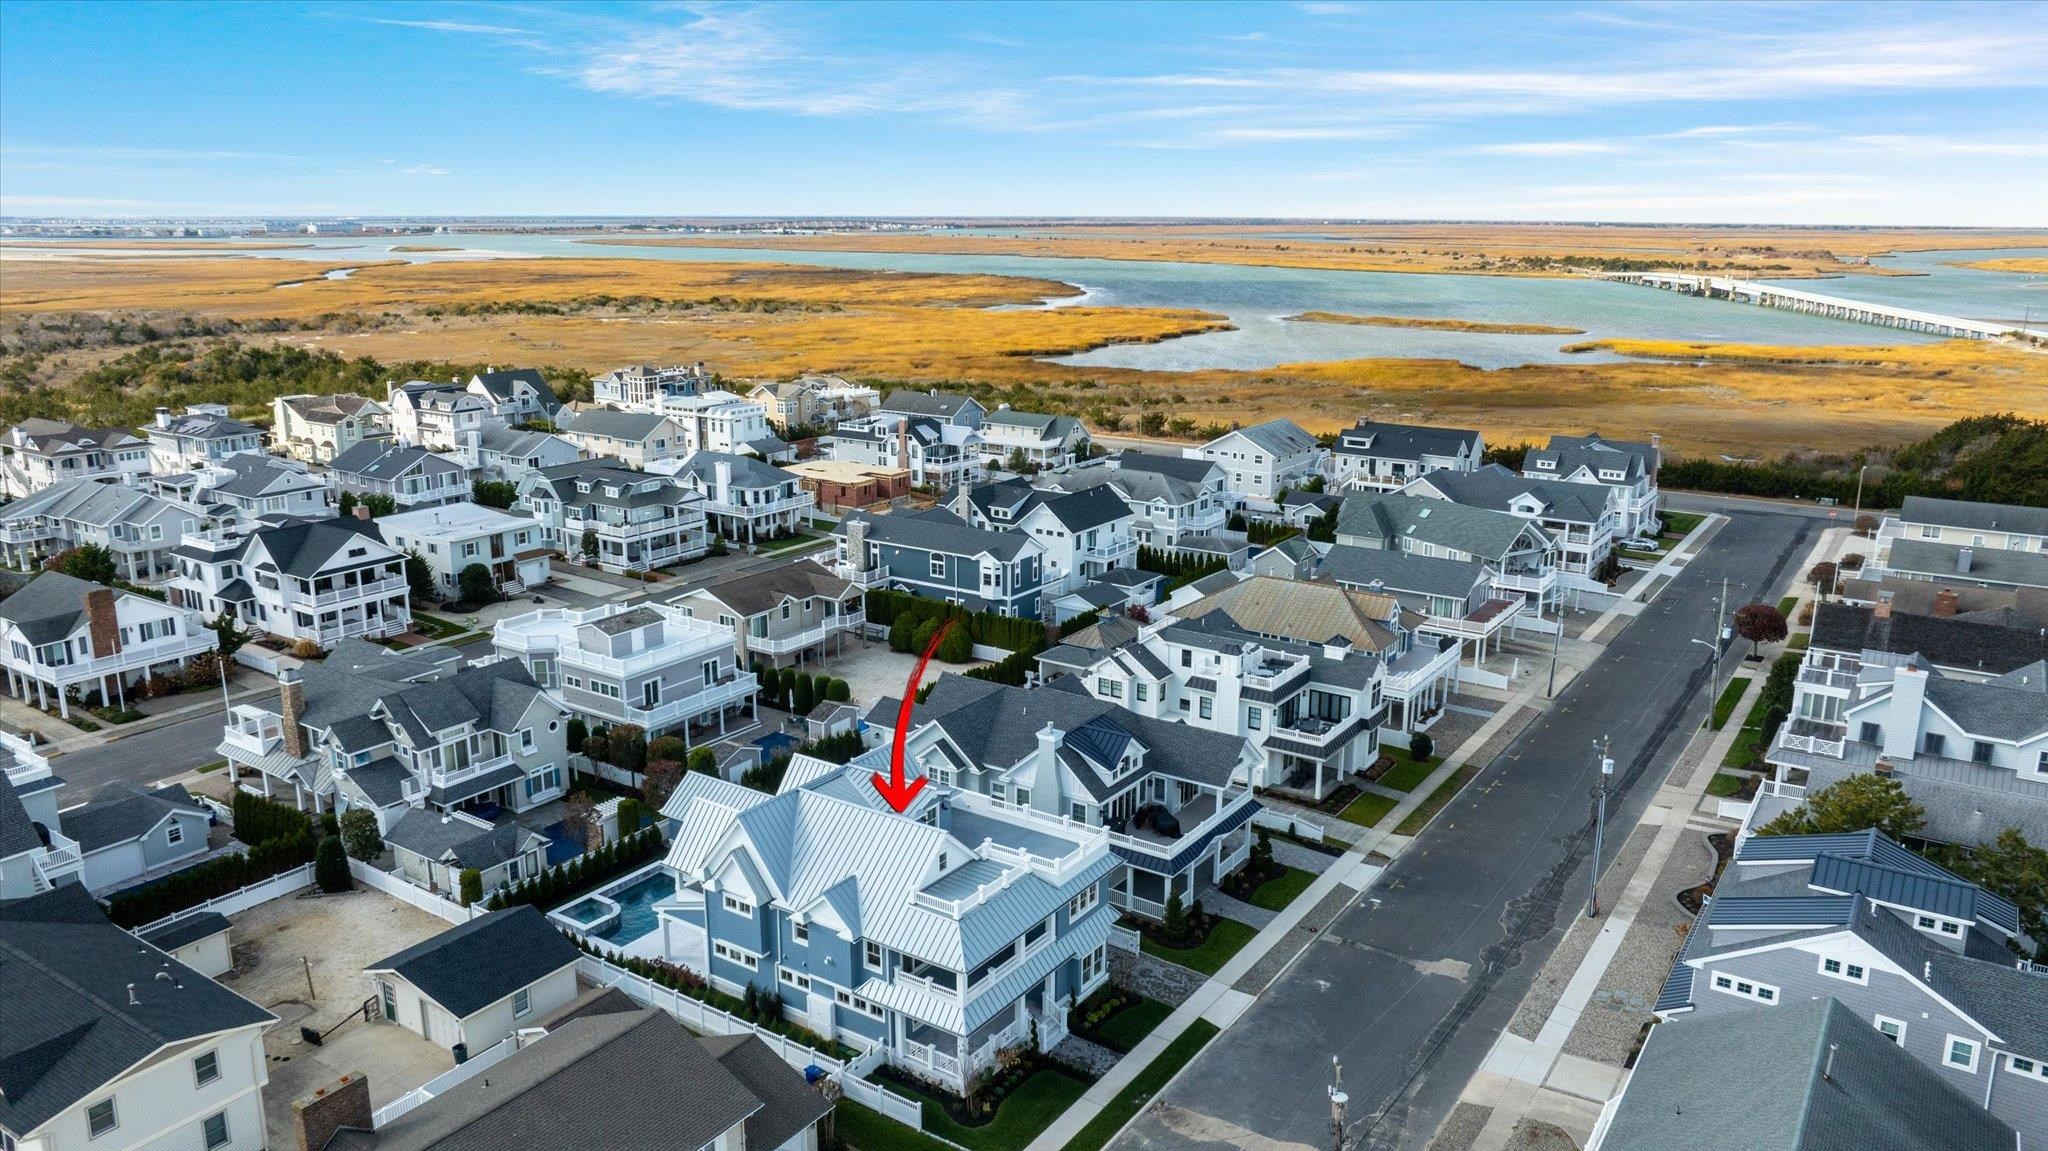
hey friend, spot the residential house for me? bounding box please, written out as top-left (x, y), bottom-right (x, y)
top-left (979, 408), bottom-right (1090, 471)
top-left (560, 408), bottom-right (688, 469)
top-left (168, 516), bottom-right (413, 647)
top-left (0, 418), bottom-right (151, 498)
top-left (1877, 496), bottom-right (2048, 593)
top-left (1591, 997), bottom-right (2018, 1151)
top-left (59, 781), bottom-right (212, 894)
top-left (377, 504), bottom-right (552, 598)
top-left (1336, 492), bottom-right (1563, 610)
top-left (672, 563), bottom-right (864, 669)
top-left (519, 460), bottom-right (710, 574)
top-left (312, 987), bottom-right (833, 1151)
top-left (1837, 575), bottom-right (2048, 632)
top-left (328, 442), bottom-right (473, 511)
top-left (1185, 419), bottom-right (1324, 501)
top-left (1402, 464), bottom-right (1619, 581)
top-left (661, 390), bottom-right (779, 457)
top-left (383, 809), bottom-right (549, 898)
top-left (1043, 568), bottom-right (1165, 627)
top-left (748, 374), bottom-right (879, 431)
top-left (0, 884), bottom-right (275, 1151)
top-left (150, 453), bottom-right (331, 524)
top-left (1320, 544), bottom-right (1526, 668)
top-left (490, 601), bottom-right (759, 744)
top-left (876, 388), bottom-right (985, 429)
top-left (1522, 432), bottom-right (1662, 539)
top-left (466, 426), bottom-right (582, 486)
top-left (365, 906), bottom-right (581, 1053)
top-left (592, 362), bottom-right (713, 409)
top-left (827, 508), bottom-right (1049, 618)
top-left (1653, 829), bottom-right (2044, 1144)
top-left (1034, 456), bottom-right (1229, 556)
top-left (649, 746), bottom-right (1121, 1093)
top-left (1276, 490), bottom-right (1340, 528)
top-left (270, 393), bottom-right (389, 464)
top-left (785, 458), bottom-right (913, 512)
top-left (1327, 420), bottom-right (1484, 493)
top-left (144, 405), bottom-right (265, 472)
top-left (0, 572), bottom-right (219, 720)
top-left (0, 478), bottom-right (204, 581)
top-left (955, 480), bottom-right (1137, 598)
top-left (825, 417), bottom-right (984, 490)
top-left (385, 381), bottom-right (496, 454)
top-left (1810, 599), bottom-right (2048, 682)
top-left (466, 368), bottom-right (562, 427)
top-left (1758, 613), bottom-right (2048, 847)
top-left (1248, 535), bottom-right (1322, 580)
top-left (1, 730), bottom-right (82, 900)
top-left (652, 451), bottom-right (816, 545)
top-left (217, 643), bottom-right (568, 820)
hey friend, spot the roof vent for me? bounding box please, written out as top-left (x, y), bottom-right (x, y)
top-left (127, 983), bottom-right (139, 1006)
top-left (1823, 1043), bottom-right (1838, 1081)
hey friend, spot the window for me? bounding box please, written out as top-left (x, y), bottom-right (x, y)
top-left (865, 940), bottom-right (883, 968)
top-left (930, 555), bottom-right (946, 578)
top-left (713, 940), bottom-right (760, 970)
top-left (1198, 696), bottom-right (1214, 720)
top-left (519, 728), bottom-right (535, 753)
top-left (1135, 682), bottom-right (1149, 702)
top-left (1818, 956), bottom-right (1867, 984)
top-left (1079, 943), bottom-right (1107, 986)
top-left (513, 988), bottom-right (532, 1017)
top-left (792, 921), bottom-right (809, 945)
top-left (88, 1099), bottom-right (117, 1138)
top-left (1708, 972), bottom-right (1777, 1004)
top-left (779, 966), bottom-right (812, 992)
top-left (194, 1050), bottom-right (219, 1086)
top-left (167, 821), bottom-right (184, 846)
top-left (1097, 677), bottom-right (1123, 699)
top-left (2008, 1056), bottom-right (2048, 1081)
top-left (1923, 732), bottom-right (1945, 757)
top-left (1068, 885), bottom-right (1099, 919)
top-left (833, 988), bottom-right (885, 1020)
top-left (1972, 740), bottom-right (1994, 765)
top-left (1180, 650), bottom-right (1192, 668)
top-left (722, 893), bottom-right (754, 917)
top-left (1860, 722), bottom-right (1883, 745)
top-left (1875, 1016), bottom-right (1905, 1045)
top-left (1947, 1036), bottom-right (1981, 1072)
top-left (1247, 706), bottom-right (1263, 731)
top-left (203, 1112), bottom-right (230, 1150)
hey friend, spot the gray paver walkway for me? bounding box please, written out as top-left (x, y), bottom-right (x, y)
top-left (1197, 888), bottom-right (1276, 930)
top-left (1272, 838), bottom-right (1338, 874)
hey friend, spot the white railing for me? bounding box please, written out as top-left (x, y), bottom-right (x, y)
top-left (130, 863), bottom-right (316, 938)
top-left (900, 1037), bottom-right (964, 1082)
top-left (429, 752), bottom-right (516, 791)
top-left (1252, 807), bottom-right (1323, 842)
top-left (314, 616), bottom-right (405, 645)
top-left (348, 859), bottom-right (482, 924)
top-left (1104, 789), bottom-right (1255, 859)
top-left (33, 830), bottom-right (83, 886)
top-left (749, 617), bottom-right (859, 656)
top-left (1244, 659), bottom-right (1310, 692)
top-left (65, 630), bottom-right (221, 678)
top-left (303, 575), bottom-right (406, 607)
top-left (0, 522), bottom-right (54, 543)
top-left (1798, 667), bottom-right (1859, 691)
top-left (621, 674), bottom-right (759, 730)
top-left (712, 493), bottom-right (815, 519)
top-left (371, 1034), bottom-right (519, 1128)
top-left (566, 514), bottom-right (699, 540)
top-left (1493, 570), bottom-right (1556, 593)
top-left (1779, 731), bottom-right (1846, 758)
top-left (1108, 924), bottom-right (1143, 953)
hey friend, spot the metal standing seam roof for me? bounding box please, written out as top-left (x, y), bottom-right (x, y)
top-left (1808, 854), bottom-right (2020, 931)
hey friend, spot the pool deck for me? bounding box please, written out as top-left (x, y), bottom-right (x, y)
top-left (547, 860), bottom-right (675, 961)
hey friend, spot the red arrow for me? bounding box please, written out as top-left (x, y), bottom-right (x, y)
top-left (873, 618), bottom-right (953, 812)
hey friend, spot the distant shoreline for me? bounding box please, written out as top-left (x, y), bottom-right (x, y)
top-left (1282, 311), bottom-right (1584, 335)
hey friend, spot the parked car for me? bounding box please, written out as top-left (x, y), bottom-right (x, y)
top-left (1620, 536), bottom-right (1661, 550)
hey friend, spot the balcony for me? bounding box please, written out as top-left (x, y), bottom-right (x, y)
top-left (1105, 786), bottom-right (1254, 858)
top-left (1078, 537), bottom-right (1138, 565)
top-left (747, 612), bottom-right (863, 655)
top-left (1797, 666), bottom-right (1859, 691)
top-left (1777, 719), bottom-right (1847, 759)
top-left (567, 513), bottom-right (701, 540)
top-left (33, 829), bottom-right (83, 887)
top-left (1244, 655), bottom-right (1310, 693)
top-left (314, 615), bottom-right (406, 645)
top-left (223, 706), bottom-right (284, 758)
top-left (618, 672), bottom-right (759, 730)
top-left (0, 522), bottom-right (54, 544)
top-left (714, 492), bottom-right (815, 519)
top-left (430, 752), bottom-right (516, 791)
top-left (300, 574), bottom-right (406, 607)
top-left (1493, 568), bottom-right (1557, 593)
top-left (1273, 715), bottom-right (1349, 747)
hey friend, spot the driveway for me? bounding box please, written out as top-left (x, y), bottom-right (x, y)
top-left (820, 634), bottom-right (991, 708)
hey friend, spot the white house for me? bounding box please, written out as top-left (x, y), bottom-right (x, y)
top-left (1336, 492), bottom-right (1565, 610)
top-left (1037, 454), bottom-right (1230, 552)
top-left (270, 393), bottom-right (389, 464)
top-left (465, 368), bottom-right (562, 427)
top-left (377, 503), bottom-right (553, 598)
top-left (672, 562), bottom-right (864, 669)
top-left (592, 362), bottom-right (713, 409)
top-left (1522, 433), bottom-right (1662, 539)
top-left (0, 418), bottom-right (151, 498)
top-left (466, 426), bottom-right (583, 486)
top-left (150, 454), bottom-right (331, 523)
top-left (519, 460), bottom-right (710, 574)
top-left (955, 479), bottom-right (1137, 598)
top-left (651, 451), bottom-right (815, 545)
top-left (328, 442), bottom-right (473, 510)
top-left (381, 809), bottom-right (549, 902)
top-left (0, 572), bottom-right (219, 719)
top-left (1875, 496), bottom-right (2048, 593)
top-left (659, 390), bottom-right (776, 455)
top-left (168, 515), bottom-right (412, 647)
top-left (1186, 419), bottom-right (1324, 501)
top-left (0, 885), bottom-right (276, 1151)
top-left (364, 907), bottom-right (583, 1053)
top-left (491, 601), bottom-right (759, 743)
top-left (0, 478), bottom-right (204, 581)
top-left (979, 408), bottom-right (1090, 470)
top-left (1, 730), bottom-right (82, 900)
top-left (825, 417), bottom-right (984, 490)
top-left (385, 380), bottom-right (497, 453)
top-left (61, 781), bottom-right (213, 894)
top-left (144, 406), bottom-right (265, 473)
top-left (1402, 465), bottom-right (1619, 581)
top-left (876, 388), bottom-right (985, 429)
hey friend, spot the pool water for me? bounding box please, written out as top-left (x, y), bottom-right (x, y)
top-left (593, 872), bottom-right (672, 942)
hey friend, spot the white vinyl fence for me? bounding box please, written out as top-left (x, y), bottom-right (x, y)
top-left (348, 859), bottom-right (481, 925)
top-left (129, 863), bottom-right (315, 938)
top-left (576, 955), bottom-right (924, 1130)
top-left (1252, 807), bottom-right (1325, 843)
top-left (370, 1034), bottom-right (519, 1128)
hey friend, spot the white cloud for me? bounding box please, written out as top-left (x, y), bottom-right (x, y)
top-left (369, 18), bottom-right (535, 37)
top-left (1470, 141), bottom-right (1625, 156)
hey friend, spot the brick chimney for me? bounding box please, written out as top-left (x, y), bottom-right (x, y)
top-left (1932, 587), bottom-right (1960, 619)
top-left (84, 588), bottom-right (122, 659)
top-left (352, 504), bottom-right (372, 521)
top-left (1872, 593), bottom-right (1893, 621)
top-left (279, 666), bottom-right (309, 758)
top-left (292, 1072), bottom-right (372, 1151)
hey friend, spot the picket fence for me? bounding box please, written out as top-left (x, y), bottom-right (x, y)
top-left (130, 863), bottom-right (315, 938)
top-left (575, 955), bottom-right (924, 1130)
top-left (347, 859), bottom-right (481, 925)
top-left (370, 1034), bottom-right (519, 1128)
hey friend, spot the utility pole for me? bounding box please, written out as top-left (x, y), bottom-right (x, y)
top-left (1852, 465), bottom-right (1868, 527)
top-left (1546, 598), bottom-right (1564, 698)
top-left (1586, 738), bottom-right (1614, 918)
top-left (1327, 1055), bottom-right (1348, 1151)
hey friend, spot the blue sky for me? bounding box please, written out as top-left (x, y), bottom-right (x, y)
top-left (3, 1), bottom-right (2044, 224)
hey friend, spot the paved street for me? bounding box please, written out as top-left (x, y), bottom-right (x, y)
top-left (1110, 508), bottom-right (1815, 1151)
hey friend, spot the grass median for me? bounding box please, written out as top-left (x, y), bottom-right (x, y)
top-left (1709, 675), bottom-right (1753, 731)
top-left (1376, 754), bottom-right (1443, 792)
top-left (1394, 765), bottom-right (1480, 836)
top-left (1337, 791), bottom-right (1398, 828)
top-left (1060, 1020), bottom-right (1223, 1151)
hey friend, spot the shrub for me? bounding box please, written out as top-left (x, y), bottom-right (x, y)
top-left (320, 811), bottom-right (340, 838)
top-left (648, 735), bottom-right (688, 765)
top-left (290, 638), bottom-right (324, 660)
top-left (937, 622), bottom-right (974, 663)
top-left (826, 678), bottom-right (850, 702)
top-left (583, 729), bottom-right (612, 766)
top-left (459, 867), bottom-right (483, 907)
top-left (1409, 733), bottom-right (1433, 762)
top-left (793, 675), bottom-right (816, 716)
top-left (232, 790), bottom-right (313, 847)
top-left (566, 717), bottom-right (588, 753)
top-left (339, 809), bottom-right (383, 861)
top-left (315, 837), bottom-right (352, 893)
top-left (608, 724), bottom-right (647, 774)
top-left (643, 758), bottom-right (685, 809)
top-left (687, 746), bottom-right (718, 776)
top-left (458, 563), bottom-right (500, 605)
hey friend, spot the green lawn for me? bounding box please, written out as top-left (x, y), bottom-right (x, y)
top-left (1247, 866), bottom-right (1318, 912)
top-left (196, 759), bottom-right (228, 774)
top-left (1706, 772), bottom-right (1748, 798)
top-left (1394, 765), bottom-right (1480, 836)
top-left (1095, 998), bottom-right (1174, 1052)
top-left (1617, 548), bottom-right (1662, 564)
top-left (836, 1100), bottom-right (963, 1151)
top-left (410, 612), bottom-right (470, 641)
top-left (1660, 510), bottom-right (1707, 539)
top-left (1776, 594), bottom-right (1800, 618)
top-left (908, 1069), bottom-right (1091, 1151)
top-left (1141, 918), bottom-right (1258, 976)
top-left (757, 531), bottom-right (828, 555)
top-left (1060, 1021), bottom-right (1223, 1151)
top-left (1710, 676), bottom-right (1753, 731)
top-left (1786, 633), bottom-right (1811, 653)
top-left (1376, 754), bottom-right (1443, 792)
top-left (1723, 724), bottom-right (1766, 770)
top-left (1336, 790), bottom-right (1399, 828)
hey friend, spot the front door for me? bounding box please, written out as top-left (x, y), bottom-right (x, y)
top-left (642, 680), bottom-right (661, 709)
top-left (379, 981), bottom-right (396, 1022)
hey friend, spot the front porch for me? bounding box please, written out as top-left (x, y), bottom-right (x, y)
top-left (0, 635), bottom-right (220, 720)
top-left (891, 972), bottom-right (1078, 1094)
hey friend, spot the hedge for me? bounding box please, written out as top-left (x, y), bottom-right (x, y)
top-left (233, 790), bottom-right (313, 847)
top-left (863, 589), bottom-right (1048, 654)
top-left (105, 833), bottom-right (315, 928)
top-left (1137, 545), bottom-right (1227, 590)
top-left (485, 825), bottom-right (668, 912)
top-left (965, 649), bottom-right (1040, 687)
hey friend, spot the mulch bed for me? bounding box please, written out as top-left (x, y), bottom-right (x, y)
top-left (1675, 832), bottom-right (1735, 916)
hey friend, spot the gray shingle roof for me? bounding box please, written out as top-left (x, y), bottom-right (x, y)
top-left (383, 808), bottom-right (543, 871)
top-left (1219, 419), bottom-right (1317, 457)
top-left (0, 571), bottom-right (109, 647)
top-left (330, 440), bottom-right (460, 482)
top-left (879, 389), bottom-right (978, 419)
top-left (0, 477), bottom-right (187, 534)
top-left (564, 408), bottom-right (673, 443)
top-left (1337, 493), bottom-right (1546, 562)
top-left (838, 507), bottom-right (1036, 562)
top-left (60, 783), bottom-right (205, 853)
top-left (665, 450), bottom-right (797, 491)
top-left (1330, 421), bottom-right (1480, 461)
top-left (701, 1032), bottom-right (836, 1151)
top-left (1414, 465), bottom-right (1611, 524)
top-left (530, 459), bottom-right (697, 513)
top-left (1109, 452), bottom-right (1222, 485)
top-left (1, 776), bottom-right (43, 858)
top-left (135, 911), bottom-right (231, 953)
top-left (151, 412), bottom-right (262, 441)
top-left (1901, 496), bottom-right (2048, 537)
top-left (1320, 545), bottom-right (1488, 600)
top-left (365, 906), bottom-right (580, 1019)
top-left (243, 516), bottom-right (392, 579)
top-left (1922, 664), bottom-right (2048, 741)
top-left (1886, 539), bottom-right (2048, 590)
top-left (0, 886), bottom-right (273, 1137)
top-left (1603, 997), bottom-right (2015, 1151)
top-left (471, 368), bottom-right (560, 412)
top-left (690, 562), bottom-right (856, 619)
top-left (1812, 601), bottom-right (2048, 675)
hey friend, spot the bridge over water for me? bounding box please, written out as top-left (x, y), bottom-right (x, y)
top-left (1606, 272), bottom-right (2047, 341)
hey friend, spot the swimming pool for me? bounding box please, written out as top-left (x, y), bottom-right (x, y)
top-left (589, 871), bottom-right (673, 943)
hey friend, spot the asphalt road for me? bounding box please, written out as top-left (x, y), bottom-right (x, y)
top-left (1110, 507), bottom-right (1815, 1151)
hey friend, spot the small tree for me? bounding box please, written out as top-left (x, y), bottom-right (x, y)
top-left (912, 617), bottom-right (941, 655)
top-left (580, 528), bottom-right (600, 563)
top-left (776, 666), bottom-right (798, 706)
top-left (888, 617), bottom-right (918, 653)
top-left (1838, 552), bottom-right (1866, 571)
top-left (458, 563), bottom-right (499, 605)
top-left (1409, 732), bottom-right (1434, 762)
top-left (643, 757), bottom-right (686, 809)
top-left (1807, 561), bottom-right (1838, 598)
top-left (473, 480), bottom-right (518, 509)
top-left (583, 729), bottom-right (612, 766)
top-left (459, 867), bottom-right (483, 907)
top-left (687, 746), bottom-right (718, 776)
top-left (338, 490), bottom-right (358, 516)
top-left (315, 836), bottom-right (352, 893)
top-left (404, 549), bottom-right (437, 604)
top-left (1162, 889), bottom-right (1188, 944)
top-left (1733, 602), bottom-right (1788, 657)
top-left (1947, 829), bottom-right (2048, 949)
top-left (1759, 774), bottom-right (1926, 840)
top-left (937, 623), bottom-right (974, 664)
top-left (1252, 826), bottom-right (1274, 871)
top-left (209, 610), bottom-right (251, 658)
top-left (1005, 447), bottom-right (1029, 474)
top-left (47, 544), bottom-right (117, 585)
top-left (793, 675), bottom-right (816, 716)
top-left (566, 716), bottom-right (588, 753)
top-left (1853, 513), bottom-right (1878, 538)
top-left (648, 735), bottom-right (688, 765)
top-left (562, 790), bottom-right (600, 850)
top-left (338, 808), bottom-right (383, 861)
top-left (362, 493), bottom-right (397, 518)
top-left (609, 724), bottom-right (647, 774)
top-left (1138, 411), bottom-right (1166, 437)
top-left (826, 678), bottom-right (851, 703)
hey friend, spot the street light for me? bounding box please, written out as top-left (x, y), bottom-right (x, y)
top-left (1587, 738), bottom-right (1615, 918)
top-left (1852, 465), bottom-right (1869, 530)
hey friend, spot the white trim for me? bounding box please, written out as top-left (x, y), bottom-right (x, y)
top-left (1945, 1034), bottom-right (1982, 1073)
top-left (1874, 1014), bottom-right (1907, 1045)
top-left (1707, 970), bottom-right (1779, 1004)
top-left (1818, 954), bottom-right (1869, 985)
top-left (2005, 1053), bottom-right (2048, 1082)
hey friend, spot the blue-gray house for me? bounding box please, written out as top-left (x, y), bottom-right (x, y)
top-left (828, 508), bottom-right (1049, 619)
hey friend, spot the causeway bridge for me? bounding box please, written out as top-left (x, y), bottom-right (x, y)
top-left (1606, 272), bottom-right (2046, 341)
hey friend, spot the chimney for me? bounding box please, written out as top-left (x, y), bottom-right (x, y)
top-left (1030, 724), bottom-right (1065, 818)
top-left (85, 587), bottom-right (122, 658)
top-left (278, 667), bottom-right (309, 759)
top-left (292, 1072), bottom-right (373, 1151)
top-left (351, 503), bottom-right (371, 521)
top-left (846, 518), bottom-right (870, 574)
top-left (897, 418), bottom-right (910, 469)
top-left (1872, 593), bottom-right (1892, 621)
top-left (154, 406), bottom-right (173, 430)
top-left (1957, 547), bottom-right (1973, 574)
top-left (1874, 759), bottom-right (1894, 776)
top-left (1932, 587), bottom-right (1960, 619)
top-left (1881, 663), bottom-right (1929, 760)
top-left (714, 459), bottom-right (732, 496)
